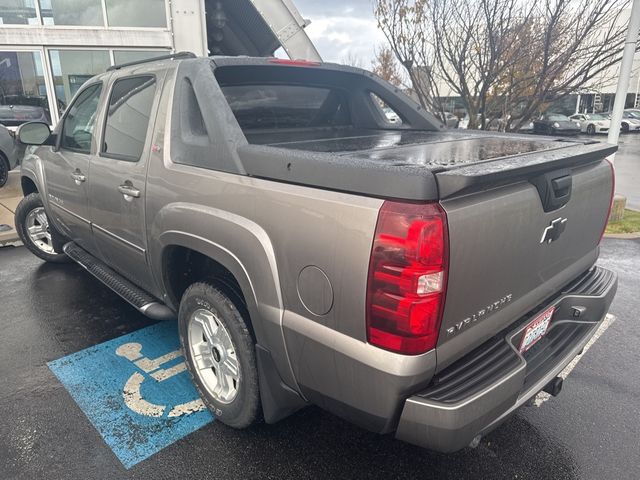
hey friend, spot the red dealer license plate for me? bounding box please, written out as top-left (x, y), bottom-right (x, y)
top-left (519, 306), bottom-right (555, 353)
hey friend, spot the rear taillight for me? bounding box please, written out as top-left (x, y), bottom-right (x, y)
top-left (366, 201), bottom-right (449, 355)
top-left (599, 157), bottom-right (616, 244)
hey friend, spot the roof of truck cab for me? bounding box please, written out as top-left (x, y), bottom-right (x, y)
top-left (95, 55), bottom-right (380, 85)
top-left (209, 55), bottom-right (374, 75)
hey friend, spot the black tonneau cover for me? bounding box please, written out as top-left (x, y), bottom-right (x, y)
top-left (246, 128), bottom-right (559, 163)
top-left (241, 129), bottom-right (616, 200)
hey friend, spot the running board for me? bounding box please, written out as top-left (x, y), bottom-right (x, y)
top-left (63, 242), bottom-right (175, 321)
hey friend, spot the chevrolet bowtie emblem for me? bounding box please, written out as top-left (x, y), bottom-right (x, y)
top-left (540, 217), bottom-right (568, 244)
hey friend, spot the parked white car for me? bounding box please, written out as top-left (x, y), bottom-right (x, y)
top-left (0, 123), bottom-right (24, 187)
top-left (621, 111), bottom-right (640, 133)
top-left (382, 106), bottom-right (401, 124)
top-left (569, 113), bottom-right (611, 135)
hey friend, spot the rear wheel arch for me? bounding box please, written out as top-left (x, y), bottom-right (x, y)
top-left (161, 244), bottom-right (260, 340)
top-left (164, 243), bottom-right (306, 422)
top-left (150, 208), bottom-right (297, 392)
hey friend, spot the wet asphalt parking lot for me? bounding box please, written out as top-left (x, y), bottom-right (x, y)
top-left (1, 135), bottom-right (639, 480)
top-left (1, 240), bottom-right (639, 479)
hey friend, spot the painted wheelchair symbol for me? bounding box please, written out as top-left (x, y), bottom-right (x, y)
top-left (115, 342), bottom-right (206, 418)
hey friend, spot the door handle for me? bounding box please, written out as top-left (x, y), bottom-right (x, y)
top-left (70, 171), bottom-right (86, 184)
top-left (118, 184), bottom-right (141, 199)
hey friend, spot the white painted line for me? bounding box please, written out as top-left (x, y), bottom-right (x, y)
top-left (150, 362), bottom-right (187, 381)
top-left (135, 349), bottom-right (182, 374)
top-left (123, 372), bottom-right (166, 417)
top-left (167, 399), bottom-right (206, 418)
top-left (533, 314), bottom-right (616, 407)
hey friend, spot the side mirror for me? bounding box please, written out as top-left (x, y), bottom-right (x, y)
top-left (17, 122), bottom-right (52, 146)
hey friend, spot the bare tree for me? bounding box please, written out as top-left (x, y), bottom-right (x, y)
top-left (375, 0), bottom-right (632, 130)
top-left (374, 0), bottom-right (446, 115)
top-left (499, 0), bottom-right (631, 131)
top-left (341, 52), bottom-right (366, 69)
top-left (372, 46), bottom-right (405, 87)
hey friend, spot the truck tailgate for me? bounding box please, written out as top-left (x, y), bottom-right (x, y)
top-left (434, 141), bottom-right (615, 371)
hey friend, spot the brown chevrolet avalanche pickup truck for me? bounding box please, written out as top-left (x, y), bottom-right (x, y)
top-left (14, 53), bottom-right (617, 452)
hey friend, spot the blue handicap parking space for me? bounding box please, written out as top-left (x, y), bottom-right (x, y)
top-left (48, 321), bottom-right (214, 469)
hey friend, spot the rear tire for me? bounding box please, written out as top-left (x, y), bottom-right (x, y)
top-left (15, 192), bottom-right (71, 263)
top-left (179, 282), bottom-right (260, 428)
top-left (0, 153), bottom-right (8, 188)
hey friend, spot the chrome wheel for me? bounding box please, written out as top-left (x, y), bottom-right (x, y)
top-left (25, 207), bottom-right (55, 254)
top-left (188, 308), bottom-right (240, 404)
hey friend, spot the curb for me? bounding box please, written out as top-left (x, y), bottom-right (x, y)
top-left (0, 239), bottom-right (23, 248)
top-left (603, 232), bottom-right (640, 239)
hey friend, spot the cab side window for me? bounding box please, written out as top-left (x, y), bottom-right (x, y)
top-left (102, 76), bottom-right (157, 161)
top-left (60, 83), bottom-right (103, 153)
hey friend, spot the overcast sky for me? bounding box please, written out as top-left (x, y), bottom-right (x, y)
top-left (294, 0), bottom-right (386, 67)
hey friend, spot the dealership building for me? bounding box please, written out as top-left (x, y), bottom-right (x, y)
top-left (0, 0), bottom-right (319, 126)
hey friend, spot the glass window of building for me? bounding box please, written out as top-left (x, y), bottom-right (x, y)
top-left (0, 51), bottom-right (52, 126)
top-left (113, 50), bottom-right (170, 65)
top-left (0, 0), bottom-right (39, 25)
top-left (49, 49), bottom-right (110, 114)
top-left (105, 0), bottom-right (166, 28)
top-left (103, 76), bottom-right (157, 160)
top-left (60, 83), bottom-right (102, 153)
top-left (40, 0), bottom-right (104, 26)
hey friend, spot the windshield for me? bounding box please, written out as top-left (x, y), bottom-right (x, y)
top-left (625, 111), bottom-right (640, 119)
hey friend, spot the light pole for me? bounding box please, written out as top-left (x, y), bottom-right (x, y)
top-left (635, 66), bottom-right (640, 108)
top-left (607, 0), bottom-right (640, 150)
top-left (606, 0), bottom-right (640, 222)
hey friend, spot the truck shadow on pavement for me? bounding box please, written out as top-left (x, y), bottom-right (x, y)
top-left (186, 406), bottom-right (579, 480)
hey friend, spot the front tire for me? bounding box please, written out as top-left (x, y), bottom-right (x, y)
top-left (622, 122), bottom-right (630, 133)
top-left (587, 124), bottom-right (596, 135)
top-left (15, 192), bottom-right (71, 263)
top-left (179, 282), bottom-right (260, 428)
top-left (0, 153), bottom-right (8, 188)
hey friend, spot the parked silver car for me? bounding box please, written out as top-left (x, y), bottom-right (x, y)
top-left (0, 123), bottom-right (24, 187)
top-left (620, 110), bottom-right (640, 133)
top-left (622, 110), bottom-right (640, 132)
top-left (444, 112), bottom-right (459, 128)
top-left (569, 113), bottom-right (611, 135)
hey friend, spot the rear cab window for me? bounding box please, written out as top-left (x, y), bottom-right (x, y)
top-left (221, 84), bottom-right (351, 130)
top-left (213, 64), bottom-right (415, 140)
